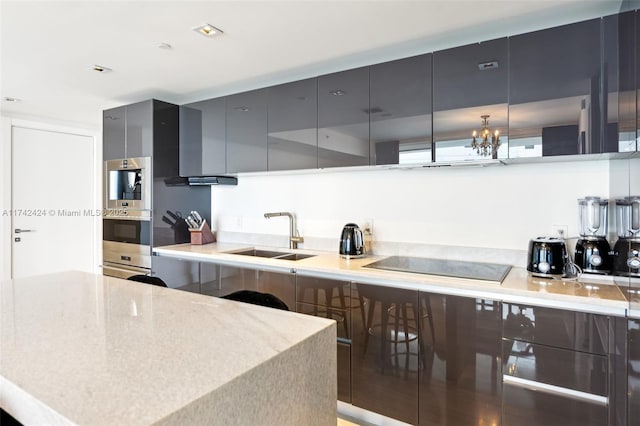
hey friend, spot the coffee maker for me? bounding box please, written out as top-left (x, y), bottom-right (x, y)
top-left (613, 196), bottom-right (640, 277)
top-left (575, 197), bottom-right (612, 274)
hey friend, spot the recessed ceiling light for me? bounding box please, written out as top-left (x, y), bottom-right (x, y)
top-left (192, 23), bottom-right (223, 38)
top-left (158, 42), bottom-right (172, 50)
top-left (91, 64), bottom-right (112, 73)
top-left (3, 97), bottom-right (21, 102)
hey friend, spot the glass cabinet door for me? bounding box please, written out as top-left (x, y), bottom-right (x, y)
top-left (267, 78), bottom-right (318, 171)
top-left (181, 97), bottom-right (227, 175)
top-left (369, 54), bottom-right (432, 166)
top-left (226, 89), bottom-right (268, 173)
top-left (509, 19), bottom-right (602, 157)
top-left (433, 38), bottom-right (508, 162)
top-left (318, 67), bottom-right (370, 168)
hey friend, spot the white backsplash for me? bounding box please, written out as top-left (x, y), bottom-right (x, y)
top-left (211, 159), bottom-right (611, 267)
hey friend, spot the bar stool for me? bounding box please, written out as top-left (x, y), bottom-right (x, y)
top-left (127, 274), bottom-right (168, 287)
top-left (221, 290), bottom-right (289, 311)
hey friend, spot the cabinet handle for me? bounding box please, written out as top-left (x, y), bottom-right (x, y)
top-left (503, 375), bottom-right (608, 406)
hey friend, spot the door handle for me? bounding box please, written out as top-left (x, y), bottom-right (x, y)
top-left (14, 229), bottom-right (35, 233)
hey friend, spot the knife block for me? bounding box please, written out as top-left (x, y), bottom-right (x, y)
top-left (190, 220), bottom-right (216, 245)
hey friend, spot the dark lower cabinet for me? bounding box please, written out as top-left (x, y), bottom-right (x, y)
top-left (418, 295), bottom-right (502, 426)
top-left (217, 266), bottom-right (295, 311)
top-left (296, 276), bottom-right (352, 402)
top-left (630, 319), bottom-right (640, 426)
top-left (351, 283), bottom-right (420, 424)
top-left (502, 303), bottom-right (627, 426)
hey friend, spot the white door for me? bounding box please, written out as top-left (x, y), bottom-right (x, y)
top-left (11, 126), bottom-right (96, 278)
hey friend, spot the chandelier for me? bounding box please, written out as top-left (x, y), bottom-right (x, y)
top-left (471, 115), bottom-right (500, 157)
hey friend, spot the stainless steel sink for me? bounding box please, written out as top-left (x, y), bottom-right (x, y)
top-left (226, 248), bottom-right (316, 261)
top-left (274, 253), bottom-right (315, 261)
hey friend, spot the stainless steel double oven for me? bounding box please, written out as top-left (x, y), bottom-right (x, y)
top-left (102, 157), bottom-right (152, 278)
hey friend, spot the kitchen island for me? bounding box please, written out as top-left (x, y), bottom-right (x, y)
top-left (0, 271), bottom-right (336, 425)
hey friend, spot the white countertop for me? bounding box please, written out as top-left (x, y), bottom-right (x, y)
top-left (154, 243), bottom-right (630, 317)
top-left (0, 271), bottom-right (336, 425)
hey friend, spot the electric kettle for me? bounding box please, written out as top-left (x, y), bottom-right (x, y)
top-left (339, 223), bottom-right (365, 259)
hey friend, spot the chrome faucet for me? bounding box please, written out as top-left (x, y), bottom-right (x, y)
top-left (263, 212), bottom-right (304, 249)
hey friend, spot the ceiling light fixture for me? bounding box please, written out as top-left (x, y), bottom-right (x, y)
top-left (3, 97), bottom-right (21, 102)
top-left (91, 64), bottom-right (112, 73)
top-left (157, 42), bottom-right (172, 50)
top-left (192, 23), bottom-right (223, 38)
top-left (471, 115), bottom-right (500, 158)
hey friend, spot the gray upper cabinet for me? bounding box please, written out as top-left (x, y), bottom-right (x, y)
top-left (433, 38), bottom-right (508, 162)
top-left (369, 54), bottom-right (432, 166)
top-left (267, 78), bottom-right (318, 171)
top-left (510, 19), bottom-right (602, 157)
top-left (125, 100), bottom-right (153, 159)
top-left (318, 67), bottom-right (370, 168)
top-left (103, 105), bottom-right (126, 160)
top-left (151, 100), bottom-right (179, 178)
top-left (180, 97), bottom-right (227, 175)
top-left (226, 89), bottom-right (268, 173)
top-left (103, 100), bottom-right (166, 162)
top-left (103, 100), bottom-right (179, 177)
top-left (606, 12), bottom-right (635, 154)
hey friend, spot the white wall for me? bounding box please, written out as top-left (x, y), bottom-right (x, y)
top-left (211, 159), bottom-right (610, 263)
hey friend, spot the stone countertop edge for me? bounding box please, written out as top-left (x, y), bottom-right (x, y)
top-left (0, 271), bottom-right (337, 426)
top-left (153, 243), bottom-right (630, 317)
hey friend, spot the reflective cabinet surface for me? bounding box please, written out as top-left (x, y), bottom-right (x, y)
top-left (433, 38), bottom-right (508, 162)
top-left (369, 54), bottom-right (432, 166)
top-left (509, 18), bottom-right (604, 157)
top-left (295, 276), bottom-right (352, 402)
top-left (103, 106), bottom-right (126, 161)
top-left (217, 266), bottom-right (295, 311)
top-left (418, 295), bottom-right (502, 426)
top-left (226, 89), bottom-right (268, 173)
top-left (267, 78), bottom-right (318, 171)
top-left (501, 303), bottom-right (621, 426)
top-left (318, 67), bottom-right (370, 168)
top-left (181, 97), bottom-right (227, 175)
top-left (631, 319), bottom-right (640, 425)
top-left (351, 283), bottom-right (420, 424)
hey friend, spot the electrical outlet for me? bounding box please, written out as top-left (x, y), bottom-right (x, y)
top-left (551, 224), bottom-right (568, 239)
top-left (362, 219), bottom-right (373, 234)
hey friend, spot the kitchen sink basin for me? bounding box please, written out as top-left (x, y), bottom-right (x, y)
top-left (274, 253), bottom-right (316, 261)
top-left (231, 249), bottom-right (290, 258)
top-left (226, 248), bottom-right (316, 261)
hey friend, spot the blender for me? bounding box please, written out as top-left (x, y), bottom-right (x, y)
top-left (575, 197), bottom-right (612, 274)
top-left (613, 196), bottom-right (640, 276)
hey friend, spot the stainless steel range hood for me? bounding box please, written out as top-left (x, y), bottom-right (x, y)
top-left (164, 176), bottom-right (238, 186)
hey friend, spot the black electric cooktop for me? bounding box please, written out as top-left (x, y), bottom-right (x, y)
top-left (363, 256), bottom-right (512, 284)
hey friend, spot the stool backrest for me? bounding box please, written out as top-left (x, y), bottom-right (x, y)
top-left (127, 274), bottom-right (168, 287)
top-left (221, 290), bottom-right (289, 311)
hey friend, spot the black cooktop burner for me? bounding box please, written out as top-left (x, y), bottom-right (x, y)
top-left (363, 256), bottom-right (512, 283)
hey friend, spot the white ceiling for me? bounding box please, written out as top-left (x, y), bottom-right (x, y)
top-left (0, 0), bottom-right (623, 128)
